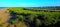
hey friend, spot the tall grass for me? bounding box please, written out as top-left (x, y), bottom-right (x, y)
top-left (9, 7), bottom-right (60, 27)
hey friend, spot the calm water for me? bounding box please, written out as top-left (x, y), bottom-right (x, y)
top-left (0, 7), bottom-right (7, 9)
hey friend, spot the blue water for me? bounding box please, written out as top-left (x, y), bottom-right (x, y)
top-left (0, 7), bottom-right (7, 9)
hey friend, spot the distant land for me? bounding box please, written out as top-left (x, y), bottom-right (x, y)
top-left (25, 6), bottom-right (60, 10)
top-left (0, 6), bottom-right (60, 10)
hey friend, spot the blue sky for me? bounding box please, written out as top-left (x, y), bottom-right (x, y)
top-left (0, 0), bottom-right (60, 7)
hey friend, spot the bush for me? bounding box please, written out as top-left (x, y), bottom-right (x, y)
top-left (36, 19), bottom-right (42, 26)
top-left (12, 18), bottom-right (19, 24)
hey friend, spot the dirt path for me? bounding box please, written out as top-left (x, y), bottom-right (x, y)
top-left (0, 8), bottom-right (10, 24)
top-left (0, 8), bottom-right (27, 27)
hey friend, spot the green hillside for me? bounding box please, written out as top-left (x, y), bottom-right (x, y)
top-left (8, 7), bottom-right (60, 27)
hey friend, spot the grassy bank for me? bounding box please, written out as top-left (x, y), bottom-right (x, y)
top-left (8, 7), bottom-right (60, 27)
